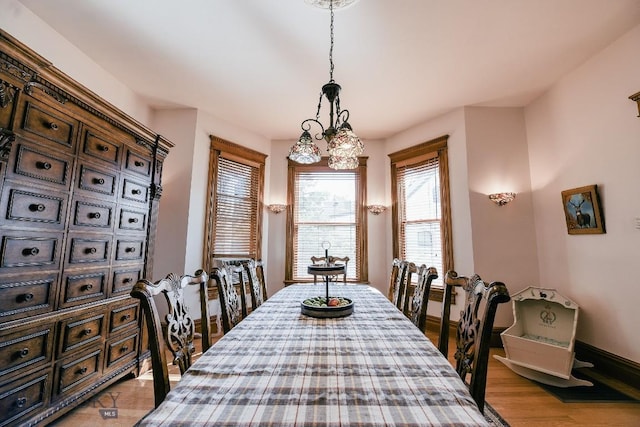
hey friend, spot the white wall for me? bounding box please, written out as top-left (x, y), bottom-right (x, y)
top-left (464, 107), bottom-right (539, 326)
top-left (0, 0), bottom-right (152, 126)
top-left (525, 23), bottom-right (640, 362)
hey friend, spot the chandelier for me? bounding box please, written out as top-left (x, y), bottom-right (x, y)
top-left (288, 0), bottom-right (363, 170)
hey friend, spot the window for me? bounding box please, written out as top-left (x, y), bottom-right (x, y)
top-left (389, 136), bottom-right (452, 299)
top-left (285, 158), bottom-right (367, 284)
top-left (203, 136), bottom-right (266, 274)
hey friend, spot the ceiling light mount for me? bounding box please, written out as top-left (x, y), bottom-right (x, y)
top-left (290, 0), bottom-right (363, 170)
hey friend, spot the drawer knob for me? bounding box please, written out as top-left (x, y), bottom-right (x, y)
top-left (122, 277), bottom-right (132, 284)
top-left (121, 313), bottom-right (131, 321)
top-left (82, 328), bottom-right (92, 336)
top-left (23, 247), bottom-right (40, 256)
top-left (125, 247), bottom-right (136, 253)
top-left (20, 293), bottom-right (34, 302)
top-left (134, 160), bottom-right (144, 167)
top-left (36, 161), bottom-right (52, 170)
top-left (98, 144), bottom-right (109, 152)
top-left (16, 397), bottom-right (27, 408)
top-left (86, 247), bottom-right (97, 254)
top-left (78, 366), bottom-right (88, 375)
top-left (93, 177), bottom-right (105, 185)
top-left (83, 284), bottom-right (94, 291)
top-left (121, 345), bottom-right (129, 353)
top-left (18, 348), bottom-right (30, 358)
top-left (29, 203), bottom-right (46, 212)
top-left (90, 212), bottom-right (101, 219)
top-left (49, 122), bottom-right (58, 131)
top-left (131, 189), bottom-right (142, 195)
top-left (128, 217), bottom-right (139, 223)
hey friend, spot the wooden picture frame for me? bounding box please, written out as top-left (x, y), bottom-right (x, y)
top-left (561, 185), bottom-right (605, 234)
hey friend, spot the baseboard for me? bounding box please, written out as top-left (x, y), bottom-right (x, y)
top-left (575, 340), bottom-right (640, 390)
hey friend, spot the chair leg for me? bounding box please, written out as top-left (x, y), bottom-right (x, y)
top-left (313, 274), bottom-right (317, 285)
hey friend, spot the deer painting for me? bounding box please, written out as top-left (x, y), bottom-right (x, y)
top-left (568, 198), bottom-right (592, 228)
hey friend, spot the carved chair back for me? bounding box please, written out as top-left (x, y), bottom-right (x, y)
top-left (212, 266), bottom-right (244, 334)
top-left (407, 265), bottom-right (438, 332)
top-left (130, 269), bottom-right (210, 408)
top-left (242, 259), bottom-right (267, 311)
top-left (440, 270), bottom-right (510, 413)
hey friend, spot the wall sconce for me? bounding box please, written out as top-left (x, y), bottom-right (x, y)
top-left (488, 192), bottom-right (516, 206)
top-left (629, 91), bottom-right (640, 117)
top-left (267, 204), bottom-right (287, 214)
top-left (367, 205), bottom-right (387, 215)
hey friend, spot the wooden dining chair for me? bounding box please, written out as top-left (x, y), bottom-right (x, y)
top-left (211, 266), bottom-right (244, 334)
top-left (310, 255), bottom-right (349, 283)
top-left (388, 259), bottom-right (406, 308)
top-left (439, 270), bottom-right (510, 413)
top-left (256, 259), bottom-right (268, 302)
top-left (407, 265), bottom-right (438, 332)
top-left (130, 269), bottom-right (210, 408)
top-left (242, 259), bottom-right (267, 311)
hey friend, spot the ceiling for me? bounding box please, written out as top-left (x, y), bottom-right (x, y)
top-left (18, 0), bottom-right (640, 141)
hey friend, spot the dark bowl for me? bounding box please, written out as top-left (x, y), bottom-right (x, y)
top-left (301, 297), bottom-right (354, 318)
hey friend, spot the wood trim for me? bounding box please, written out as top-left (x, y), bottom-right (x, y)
top-left (575, 340), bottom-right (640, 390)
top-left (389, 135), bottom-right (451, 304)
top-left (202, 136), bottom-right (267, 275)
top-left (285, 157), bottom-right (368, 282)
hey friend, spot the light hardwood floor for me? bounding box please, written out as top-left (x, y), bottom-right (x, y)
top-left (51, 330), bottom-right (640, 427)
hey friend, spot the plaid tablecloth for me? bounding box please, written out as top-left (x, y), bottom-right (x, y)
top-left (137, 284), bottom-right (487, 426)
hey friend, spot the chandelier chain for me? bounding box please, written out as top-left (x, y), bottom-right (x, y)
top-left (329, 0), bottom-right (334, 82)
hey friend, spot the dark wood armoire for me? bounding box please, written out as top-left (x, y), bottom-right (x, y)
top-left (0, 30), bottom-right (172, 426)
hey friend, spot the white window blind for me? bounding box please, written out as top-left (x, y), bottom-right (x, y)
top-left (213, 156), bottom-right (259, 258)
top-left (397, 157), bottom-right (443, 285)
top-left (293, 170), bottom-right (359, 281)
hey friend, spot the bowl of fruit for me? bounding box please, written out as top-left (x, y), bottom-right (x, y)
top-left (301, 296), bottom-right (354, 318)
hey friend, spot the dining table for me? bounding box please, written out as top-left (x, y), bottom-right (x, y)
top-left (136, 283), bottom-right (488, 426)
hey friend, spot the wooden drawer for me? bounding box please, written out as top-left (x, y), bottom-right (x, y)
top-left (18, 100), bottom-right (78, 152)
top-left (120, 177), bottom-right (149, 205)
top-left (0, 273), bottom-right (57, 322)
top-left (70, 197), bottom-right (115, 231)
top-left (0, 368), bottom-right (51, 427)
top-left (58, 311), bottom-right (106, 356)
top-left (123, 148), bottom-right (152, 178)
top-left (0, 231), bottom-right (62, 272)
top-left (116, 206), bottom-right (147, 233)
top-left (53, 348), bottom-right (102, 398)
top-left (108, 301), bottom-right (139, 334)
top-left (111, 266), bottom-right (143, 296)
top-left (76, 162), bottom-right (118, 198)
top-left (0, 185), bottom-right (68, 230)
top-left (8, 141), bottom-right (73, 189)
top-left (0, 322), bottom-right (55, 379)
top-left (80, 127), bottom-right (123, 166)
top-left (113, 238), bottom-right (145, 262)
top-left (104, 331), bottom-right (138, 372)
top-left (66, 233), bottom-right (111, 267)
top-left (59, 269), bottom-right (108, 309)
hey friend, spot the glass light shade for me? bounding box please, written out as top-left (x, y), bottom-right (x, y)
top-left (328, 154), bottom-right (359, 170)
top-left (289, 132), bottom-right (321, 164)
top-left (327, 127), bottom-right (364, 158)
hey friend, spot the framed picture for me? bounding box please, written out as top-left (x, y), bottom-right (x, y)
top-left (561, 185), bottom-right (605, 234)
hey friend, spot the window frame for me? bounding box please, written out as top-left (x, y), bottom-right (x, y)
top-left (203, 136), bottom-right (267, 275)
top-left (285, 157), bottom-right (368, 285)
top-left (389, 135), bottom-right (452, 302)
